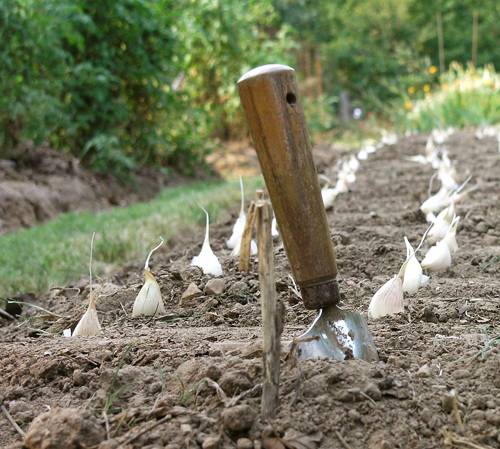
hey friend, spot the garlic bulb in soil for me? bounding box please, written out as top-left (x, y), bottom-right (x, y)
top-left (443, 216), bottom-right (460, 255)
top-left (230, 238), bottom-right (257, 257)
top-left (226, 177), bottom-right (246, 250)
top-left (132, 237), bottom-right (166, 317)
top-left (191, 208), bottom-right (223, 276)
top-left (271, 216), bottom-right (279, 238)
top-left (428, 203), bottom-right (455, 244)
top-left (420, 186), bottom-right (451, 215)
top-left (438, 162), bottom-right (458, 190)
top-left (425, 212), bottom-right (436, 223)
top-left (368, 275), bottom-right (404, 319)
top-left (402, 237), bottom-right (429, 295)
top-left (381, 132), bottom-right (397, 145)
top-left (73, 232), bottom-right (101, 337)
top-left (322, 187), bottom-right (339, 209)
top-left (349, 156), bottom-right (360, 172)
top-left (73, 293), bottom-right (102, 336)
top-left (133, 270), bottom-right (165, 317)
top-left (421, 240), bottom-right (452, 272)
top-left (364, 144), bottom-right (377, 154)
top-left (335, 178), bottom-right (348, 194)
top-left (357, 149), bottom-right (368, 160)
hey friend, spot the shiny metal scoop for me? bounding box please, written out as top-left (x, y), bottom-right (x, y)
top-left (238, 65), bottom-right (378, 363)
top-left (296, 305), bottom-right (378, 361)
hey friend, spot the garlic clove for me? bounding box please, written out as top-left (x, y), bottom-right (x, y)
top-left (191, 208), bottom-right (223, 276)
top-left (425, 212), bottom-right (436, 223)
top-left (132, 270), bottom-right (166, 317)
top-left (402, 237), bottom-right (425, 295)
top-left (72, 293), bottom-right (101, 336)
top-left (335, 178), bottom-right (348, 193)
top-left (421, 240), bottom-right (452, 272)
top-left (443, 216), bottom-right (460, 255)
top-left (357, 149), bottom-right (368, 160)
top-left (227, 177), bottom-right (247, 249)
top-left (322, 187), bottom-right (338, 209)
top-left (230, 239), bottom-right (257, 257)
top-left (368, 276), bottom-right (404, 319)
top-left (349, 156), bottom-right (360, 172)
top-left (420, 186), bottom-right (451, 215)
top-left (364, 144), bottom-right (377, 154)
top-left (227, 213), bottom-right (246, 249)
top-left (427, 204), bottom-right (455, 244)
top-left (271, 217), bottom-right (279, 238)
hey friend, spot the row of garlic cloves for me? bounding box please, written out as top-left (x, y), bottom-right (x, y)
top-left (368, 128), bottom-right (470, 319)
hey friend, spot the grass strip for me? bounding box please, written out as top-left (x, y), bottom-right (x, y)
top-left (0, 177), bottom-right (262, 297)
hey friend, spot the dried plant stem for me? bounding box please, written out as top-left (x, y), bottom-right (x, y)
top-left (239, 201), bottom-right (257, 272)
top-left (89, 232), bottom-right (96, 295)
top-left (144, 237), bottom-right (165, 271)
top-left (256, 199), bottom-right (281, 418)
top-left (335, 431), bottom-right (353, 449)
top-left (0, 308), bottom-right (15, 320)
top-left (6, 301), bottom-right (66, 318)
top-left (121, 415), bottom-right (171, 446)
top-left (1, 403), bottom-right (25, 437)
top-left (442, 429), bottom-right (494, 449)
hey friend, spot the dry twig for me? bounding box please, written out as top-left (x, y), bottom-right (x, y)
top-left (335, 430), bottom-right (353, 449)
top-left (1, 404), bottom-right (25, 437)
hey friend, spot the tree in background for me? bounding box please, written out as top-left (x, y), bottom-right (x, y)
top-left (0, 0), bottom-right (498, 175)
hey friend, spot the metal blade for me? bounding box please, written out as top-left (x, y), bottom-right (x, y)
top-left (296, 305), bottom-right (378, 361)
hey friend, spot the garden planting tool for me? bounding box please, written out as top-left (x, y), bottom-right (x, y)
top-left (238, 64), bottom-right (378, 361)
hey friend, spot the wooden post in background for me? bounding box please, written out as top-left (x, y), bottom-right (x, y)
top-left (436, 11), bottom-right (446, 73)
top-left (256, 199), bottom-right (280, 418)
top-left (471, 10), bottom-right (478, 67)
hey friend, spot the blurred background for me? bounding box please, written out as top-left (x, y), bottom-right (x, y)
top-left (1, 0), bottom-right (499, 178)
top-left (0, 0), bottom-right (499, 298)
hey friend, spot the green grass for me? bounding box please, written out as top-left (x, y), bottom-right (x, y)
top-left (0, 177), bottom-right (262, 298)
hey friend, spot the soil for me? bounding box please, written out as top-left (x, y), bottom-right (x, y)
top-left (1, 130), bottom-right (499, 449)
top-left (0, 141), bottom-right (191, 234)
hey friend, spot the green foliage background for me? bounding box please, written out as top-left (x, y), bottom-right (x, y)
top-left (0, 0), bottom-right (498, 174)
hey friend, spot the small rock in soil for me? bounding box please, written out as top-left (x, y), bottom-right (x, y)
top-left (229, 281), bottom-right (248, 294)
top-left (475, 221), bottom-right (489, 233)
top-left (205, 278), bottom-right (225, 295)
top-left (416, 364), bottom-right (431, 378)
top-left (219, 370), bottom-right (253, 396)
top-left (222, 404), bottom-right (256, 433)
top-left (181, 283), bottom-right (203, 302)
top-left (202, 434), bottom-right (221, 449)
top-left (237, 437), bottom-right (254, 449)
top-left (174, 358), bottom-right (222, 385)
top-left (181, 267), bottom-right (203, 281)
top-left (24, 407), bottom-right (104, 449)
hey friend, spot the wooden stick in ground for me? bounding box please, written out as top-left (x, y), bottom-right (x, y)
top-left (239, 201), bottom-right (257, 272)
top-left (256, 199), bottom-right (280, 418)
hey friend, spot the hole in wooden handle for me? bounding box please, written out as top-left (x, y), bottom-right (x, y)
top-left (286, 92), bottom-right (296, 105)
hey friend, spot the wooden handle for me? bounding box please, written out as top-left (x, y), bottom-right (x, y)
top-left (238, 64), bottom-right (339, 309)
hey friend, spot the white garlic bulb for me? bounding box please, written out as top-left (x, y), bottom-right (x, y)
top-left (191, 208), bottom-right (223, 276)
top-left (368, 276), bottom-right (404, 319)
top-left (422, 240), bottom-right (452, 272)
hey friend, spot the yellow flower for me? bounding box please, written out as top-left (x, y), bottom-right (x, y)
top-left (423, 84), bottom-right (431, 93)
top-left (404, 100), bottom-right (413, 111)
top-left (407, 86), bottom-right (416, 95)
top-left (429, 65), bottom-right (438, 75)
